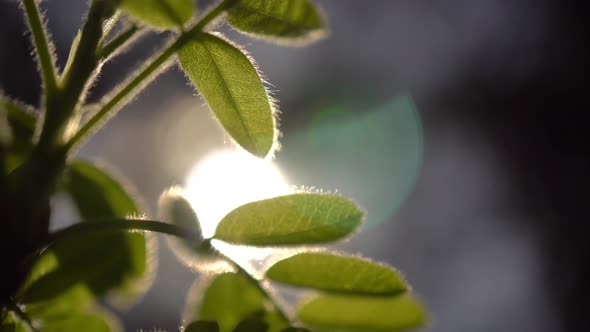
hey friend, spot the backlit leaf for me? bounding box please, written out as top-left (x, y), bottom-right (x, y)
top-left (178, 33), bottom-right (275, 158)
top-left (119, 0), bottom-right (194, 29)
top-left (40, 313), bottom-right (113, 332)
top-left (20, 161), bottom-right (154, 307)
top-left (0, 312), bottom-right (30, 332)
top-left (214, 194), bottom-right (363, 245)
top-left (298, 293), bottom-right (427, 331)
top-left (192, 272), bottom-right (286, 332)
top-left (266, 252), bottom-right (406, 295)
top-left (226, 0), bottom-right (325, 44)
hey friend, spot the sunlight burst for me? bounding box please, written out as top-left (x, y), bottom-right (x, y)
top-left (184, 148), bottom-right (291, 239)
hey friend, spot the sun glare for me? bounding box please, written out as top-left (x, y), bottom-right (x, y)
top-left (184, 148), bottom-right (291, 239)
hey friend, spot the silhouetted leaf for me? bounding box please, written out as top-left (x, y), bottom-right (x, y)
top-left (226, 0), bottom-right (325, 44)
top-left (178, 33), bottom-right (275, 158)
top-left (119, 0), bottom-right (194, 29)
top-left (298, 293), bottom-right (427, 331)
top-left (20, 161), bottom-right (153, 307)
top-left (266, 252), bottom-right (406, 295)
top-left (194, 272), bottom-right (286, 332)
top-left (159, 188), bottom-right (202, 244)
top-left (214, 194), bottom-right (363, 245)
top-left (0, 97), bottom-right (36, 172)
top-left (158, 188), bottom-right (207, 266)
top-left (185, 321), bottom-right (219, 332)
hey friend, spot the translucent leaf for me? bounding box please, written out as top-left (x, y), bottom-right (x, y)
top-left (178, 33), bottom-right (276, 158)
top-left (40, 313), bottom-right (114, 332)
top-left (192, 272), bottom-right (286, 332)
top-left (61, 160), bottom-right (154, 305)
top-left (119, 0), bottom-right (194, 29)
top-left (158, 188), bottom-right (210, 267)
top-left (185, 321), bottom-right (219, 332)
top-left (214, 194), bottom-right (363, 245)
top-left (266, 252), bottom-right (406, 295)
top-left (226, 0), bottom-right (325, 44)
top-left (20, 161), bottom-right (154, 307)
top-left (298, 293), bottom-right (427, 331)
top-left (158, 188), bottom-right (202, 245)
top-left (0, 312), bottom-right (30, 332)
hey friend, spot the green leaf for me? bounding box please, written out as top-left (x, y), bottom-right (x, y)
top-left (298, 293), bottom-right (427, 331)
top-left (0, 97), bottom-right (36, 172)
top-left (158, 188), bottom-right (202, 243)
top-left (40, 313), bottom-right (113, 332)
top-left (178, 32), bottom-right (276, 158)
top-left (226, 0), bottom-right (325, 44)
top-left (280, 328), bottom-right (309, 332)
top-left (214, 193), bottom-right (363, 245)
top-left (193, 272), bottom-right (285, 332)
top-left (0, 312), bottom-right (30, 332)
top-left (185, 321), bottom-right (220, 332)
top-left (266, 252), bottom-right (406, 295)
top-left (20, 161), bottom-right (153, 307)
top-left (62, 160), bottom-right (154, 304)
top-left (119, 0), bottom-right (194, 29)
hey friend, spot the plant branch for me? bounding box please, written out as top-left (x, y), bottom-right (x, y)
top-left (48, 218), bottom-right (201, 248)
top-left (65, 0), bottom-right (239, 152)
top-left (97, 24), bottom-right (142, 61)
top-left (21, 0), bottom-right (58, 95)
top-left (37, 0), bottom-right (112, 150)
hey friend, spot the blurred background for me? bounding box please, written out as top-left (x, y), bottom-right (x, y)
top-left (1, 0), bottom-right (589, 331)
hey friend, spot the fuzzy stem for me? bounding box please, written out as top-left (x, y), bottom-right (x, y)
top-left (48, 218), bottom-right (201, 248)
top-left (65, 0), bottom-right (239, 152)
top-left (21, 0), bottom-right (58, 96)
top-left (97, 24), bottom-right (142, 61)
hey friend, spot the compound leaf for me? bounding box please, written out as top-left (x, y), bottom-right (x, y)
top-left (266, 252), bottom-right (406, 295)
top-left (178, 33), bottom-right (275, 158)
top-left (214, 194), bottom-right (363, 245)
top-left (298, 293), bottom-right (427, 331)
top-left (119, 0), bottom-right (194, 29)
top-left (226, 0), bottom-right (325, 44)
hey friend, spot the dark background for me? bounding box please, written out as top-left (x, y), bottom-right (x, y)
top-left (1, 1), bottom-right (588, 331)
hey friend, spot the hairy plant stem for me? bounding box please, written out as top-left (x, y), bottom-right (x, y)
top-left (21, 0), bottom-right (58, 96)
top-left (66, 0), bottom-right (239, 152)
top-left (97, 24), bottom-right (142, 61)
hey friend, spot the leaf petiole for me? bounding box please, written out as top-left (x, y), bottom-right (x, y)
top-left (65, 0), bottom-right (240, 152)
